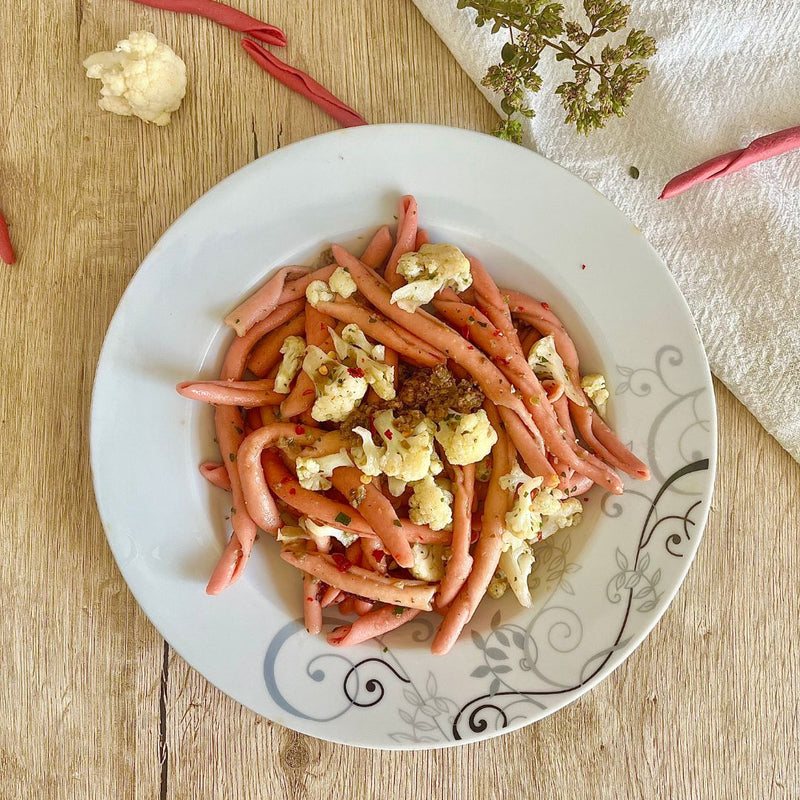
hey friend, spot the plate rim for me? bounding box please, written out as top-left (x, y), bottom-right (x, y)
top-left (90, 123), bottom-right (717, 750)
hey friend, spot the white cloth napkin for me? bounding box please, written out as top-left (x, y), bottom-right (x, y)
top-left (412, 0), bottom-right (800, 461)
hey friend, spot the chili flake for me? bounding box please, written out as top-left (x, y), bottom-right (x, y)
top-left (331, 553), bottom-right (352, 572)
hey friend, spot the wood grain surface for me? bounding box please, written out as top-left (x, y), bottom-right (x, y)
top-left (1, 1), bottom-right (798, 798)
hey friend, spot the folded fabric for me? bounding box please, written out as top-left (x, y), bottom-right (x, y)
top-left (412, 0), bottom-right (800, 461)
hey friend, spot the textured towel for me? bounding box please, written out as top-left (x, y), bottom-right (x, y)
top-left (412, 0), bottom-right (800, 461)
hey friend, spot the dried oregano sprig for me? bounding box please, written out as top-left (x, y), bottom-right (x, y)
top-left (456, 0), bottom-right (656, 141)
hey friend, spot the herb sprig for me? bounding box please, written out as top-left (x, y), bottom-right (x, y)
top-left (456, 0), bottom-right (656, 141)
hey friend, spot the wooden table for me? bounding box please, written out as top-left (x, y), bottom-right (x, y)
top-left (2, 1), bottom-right (798, 797)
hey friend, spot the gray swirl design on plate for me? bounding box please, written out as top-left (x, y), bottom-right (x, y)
top-left (261, 345), bottom-right (712, 744)
top-left (616, 345), bottom-right (711, 488)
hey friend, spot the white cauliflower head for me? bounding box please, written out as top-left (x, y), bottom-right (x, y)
top-left (84, 31), bottom-right (186, 126)
top-left (350, 426), bottom-right (384, 476)
top-left (435, 409), bottom-right (497, 466)
top-left (305, 280), bottom-right (335, 307)
top-left (528, 334), bottom-right (585, 406)
top-left (408, 543), bottom-right (447, 582)
top-left (408, 475), bottom-right (453, 532)
top-left (390, 243), bottom-right (473, 313)
top-left (274, 335), bottom-right (306, 393)
top-left (328, 267), bottom-right (358, 298)
top-left (501, 462), bottom-right (585, 560)
top-left (303, 517), bottom-right (358, 547)
top-left (295, 449), bottom-right (354, 491)
top-left (374, 410), bottom-right (438, 483)
top-left (581, 373), bottom-right (610, 417)
top-left (302, 345), bottom-right (368, 422)
top-left (540, 497), bottom-right (583, 541)
top-left (330, 325), bottom-right (395, 401)
top-left (499, 540), bottom-right (536, 607)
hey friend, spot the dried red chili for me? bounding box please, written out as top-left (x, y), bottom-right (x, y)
top-left (330, 553), bottom-right (352, 573)
top-left (0, 210), bottom-right (15, 265)
top-left (241, 39), bottom-right (367, 128)
top-left (130, 0), bottom-right (286, 46)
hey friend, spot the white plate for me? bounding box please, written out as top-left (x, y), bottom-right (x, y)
top-left (91, 124), bottom-right (716, 749)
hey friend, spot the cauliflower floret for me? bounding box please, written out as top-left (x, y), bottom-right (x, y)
top-left (527, 334), bottom-right (585, 405)
top-left (276, 525), bottom-right (306, 543)
top-left (499, 461), bottom-right (532, 493)
top-left (341, 324), bottom-right (384, 359)
top-left (303, 517), bottom-right (358, 547)
top-left (330, 325), bottom-right (395, 401)
top-left (487, 570), bottom-right (508, 599)
top-left (305, 280), bottom-right (335, 307)
top-left (374, 410), bottom-right (437, 483)
top-left (328, 267), bottom-right (357, 299)
top-left (350, 427), bottom-right (384, 476)
top-left (475, 454), bottom-right (493, 483)
top-left (499, 540), bottom-right (536, 607)
top-left (581, 373), bottom-right (610, 417)
top-left (84, 31), bottom-right (186, 126)
top-left (435, 409), bottom-right (497, 466)
top-left (502, 462), bottom-right (584, 548)
top-left (408, 475), bottom-right (453, 532)
top-left (408, 543), bottom-right (447, 582)
top-left (274, 335), bottom-right (306, 393)
top-left (295, 449), bottom-right (354, 491)
top-left (540, 497), bottom-right (583, 541)
top-left (390, 243), bottom-right (473, 313)
top-left (302, 345), bottom-right (368, 422)
top-left (387, 477), bottom-right (408, 497)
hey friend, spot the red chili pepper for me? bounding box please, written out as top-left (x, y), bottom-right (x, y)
top-left (541, 301), bottom-right (550, 311)
top-left (294, 425), bottom-right (305, 435)
top-left (384, 429), bottom-right (393, 440)
top-left (372, 548), bottom-right (385, 562)
top-left (241, 39), bottom-right (367, 128)
top-left (288, 487), bottom-right (297, 496)
top-left (460, 325), bottom-right (471, 341)
top-left (467, 345), bottom-right (475, 350)
top-left (302, 388), bottom-right (314, 396)
top-left (129, 0), bottom-right (286, 46)
top-left (347, 366), bottom-right (365, 378)
top-left (330, 553), bottom-right (352, 573)
top-left (660, 124), bottom-right (800, 199)
top-left (0, 210), bottom-right (15, 265)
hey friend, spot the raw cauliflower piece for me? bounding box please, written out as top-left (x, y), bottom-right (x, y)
top-left (581, 373), bottom-right (610, 417)
top-left (328, 267), bottom-right (357, 298)
top-left (330, 325), bottom-right (395, 401)
top-left (83, 31), bottom-right (186, 126)
top-left (499, 540), bottom-right (536, 607)
top-left (390, 243), bottom-right (472, 313)
top-left (527, 334), bottom-right (585, 406)
top-left (274, 335), bottom-right (306, 393)
top-left (408, 475), bottom-right (453, 532)
top-left (408, 543), bottom-right (447, 582)
top-left (305, 280), bottom-right (335, 307)
top-left (295, 449), bottom-right (354, 491)
top-left (374, 410), bottom-right (437, 483)
top-left (435, 409), bottom-right (497, 466)
top-left (302, 345), bottom-right (368, 422)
